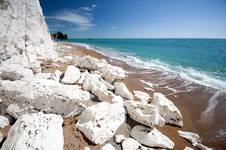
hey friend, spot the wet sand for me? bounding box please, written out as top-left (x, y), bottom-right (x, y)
top-left (41, 42), bottom-right (226, 150)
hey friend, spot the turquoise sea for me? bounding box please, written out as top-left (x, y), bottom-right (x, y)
top-left (67, 38), bottom-right (226, 91)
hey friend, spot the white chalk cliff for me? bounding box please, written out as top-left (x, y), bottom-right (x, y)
top-left (0, 0), bottom-right (57, 65)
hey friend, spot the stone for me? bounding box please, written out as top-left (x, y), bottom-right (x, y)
top-left (139, 146), bottom-right (155, 150)
top-left (114, 82), bottom-right (134, 100)
top-left (178, 130), bottom-right (213, 150)
top-left (133, 90), bottom-right (150, 102)
top-left (0, 0), bottom-right (57, 63)
top-left (0, 115), bottom-right (9, 128)
top-left (1, 113), bottom-right (64, 150)
top-left (131, 125), bottom-right (175, 149)
top-left (73, 55), bottom-right (107, 70)
top-left (6, 103), bottom-right (37, 119)
top-left (84, 146), bottom-right (91, 150)
top-left (101, 144), bottom-right (115, 150)
top-left (184, 147), bottom-right (194, 150)
top-left (0, 76), bottom-right (90, 117)
top-left (99, 64), bottom-right (127, 83)
top-left (124, 100), bottom-right (165, 127)
top-left (112, 95), bottom-right (124, 104)
top-left (0, 64), bottom-right (33, 81)
top-left (83, 74), bottom-right (114, 102)
top-left (77, 70), bottom-right (89, 84)
top-left (35, 73), bottom-right (52, 79)
top-left (61, 65), bottom-right (81, 84)
top-left (75, 102), bottom-right (126, 144)
top-left (115, 134), bottom-right (126, 143)
top-left (50, 70), bottom-right (62, 81)
top-left (152, 93), bottom-right (183, 127)
top-left (122, 138), bottom-right (141, 150)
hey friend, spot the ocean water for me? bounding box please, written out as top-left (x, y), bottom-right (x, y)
top-left (67, 38), bottom-right (226, 91)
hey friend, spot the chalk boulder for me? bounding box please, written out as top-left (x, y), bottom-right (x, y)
top-left (0, 64), bottom-right (33, 81)
top-left (0, 115), bottom-right (9, 128)
top-left (115, 134), bottom-right (126, 143)
top-left (131, 125), bottom-right (175, 149)
top-left (76, 102), bottom-right (126, 144)
top-left (1, 113), bottom-right (63, 150)
top-left (83, 74), bottom-right (114, 102)
top-left (50, 70), bottom-right (62, 81)
top-left (122, 138), bottom-right (141, 150)
top-left (124, 100), bottom-right (165, 127)
top-left (101, 144), bottom-right (115, 150)
top-left (114, 82), bottom-right (134, 100)
top-left (152, 93), bottom-right (183, 127)
top-left (133, 90), bottom-right (150, 102)
top-left (0, 76), bottom-right (90, 117)
top-left (61, 65), bottom-right (81, 84)
top-left (178, 130), bottom-right (213, 150)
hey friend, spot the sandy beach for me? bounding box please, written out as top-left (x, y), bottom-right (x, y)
top-left (38, 42), bottom-right (224, 150)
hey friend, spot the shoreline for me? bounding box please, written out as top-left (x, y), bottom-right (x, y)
top-left (41, 41), bottom-right (226, 149)
top-left (54, 42), bottom-right (197, 150)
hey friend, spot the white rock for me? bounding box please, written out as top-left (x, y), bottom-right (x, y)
top-left (0, 0), bottom-right (57, 63)
top-left (0, 76), bottom-right (90, 117)
top-left (0, 64), bottom-right (33, 81)
top-left (124, 100), bottom-right (165, 127)
top-left (83, 74), bottom-right (114, 102)
top-left (139, 146), bottom-right (155, 150)
top-left (35, 73), bottom-right (52, 79)
top-left (6, 103), bottom-right (37, 119)
top-left (184, 146), bottom-right (194, 150)
top-left (50, 70), bottom-right (62, 81)
top-left (178, 130), bottom-right (213, 150)
top-left (112, 95), bottom-right (124, 104)
top-left (133, 90), bottom-right (150, 101)
top-left (115, 134), bottom-right (126, 143)
top-left (101, 144), bottom-right (115, 150)
top-left (1, 113), bottom-right (63, 150)
top-left (114, 82), bottom-right (134, 100)
top-left (77, 70), bottom-right (89, 84)
top-left (131, 125), bottom-right (175, 149)
top-left (61, 65), bottom-right (81, 84)
top-left (99, 64), bottom-right (127, 83)
top-left (84, 146), bottom-right (91, 150)
top-left (75, 102), bottom-right (126, 144)
top-left (73, 55), bottom-right (107, 70)
top-left (152, 93), bottom-right (183, 127)
top-left (0, 115), bottom-right (9, 128)
top-left (122, 138), bottom-right (141, 150)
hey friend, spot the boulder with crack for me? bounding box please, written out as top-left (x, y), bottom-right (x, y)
top-left (98, 64), bottom-right (127, 83)
top-left (124, 100), bottom-right (165, 127)
top-left (0, 64), bottom-right (34, 81)
top-left (75, 102), bottom-right (126, 144)
top-left (0, 76), bottom-right (90, 117)
top-left (152, 93), bottom-right (183, 127)
top-left (61, 65), bottom-right (81, 84)
top-left (1, 113), bottom-right (63, 150)
top-left (83, 74), bottom-right (115, 102)
top-left (114, 82), bottom-right (134, 100)
top-left (178, 130), bottom-right (213, 150)
top-left (133, 90), bottom-right (150, 102)
top-left (131, 125), bottom-right (175, 149)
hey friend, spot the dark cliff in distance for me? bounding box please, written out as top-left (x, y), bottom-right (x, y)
top-left (51, 31), bottom-right (68, 40)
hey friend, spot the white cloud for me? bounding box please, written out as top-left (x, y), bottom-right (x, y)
top-left (47, 4), bottom-right (97, 31)
top-left (80, 4), bottom-right (97, 11)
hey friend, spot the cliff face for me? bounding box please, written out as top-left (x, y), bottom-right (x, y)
top-left (0, 0), bottom-right (57, 63)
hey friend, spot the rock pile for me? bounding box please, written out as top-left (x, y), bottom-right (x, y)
top-left (0, 0), bottom-right (213, 150)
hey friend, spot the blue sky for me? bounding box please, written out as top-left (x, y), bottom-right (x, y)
top-left (40, 0), bottom-right (226, 38)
